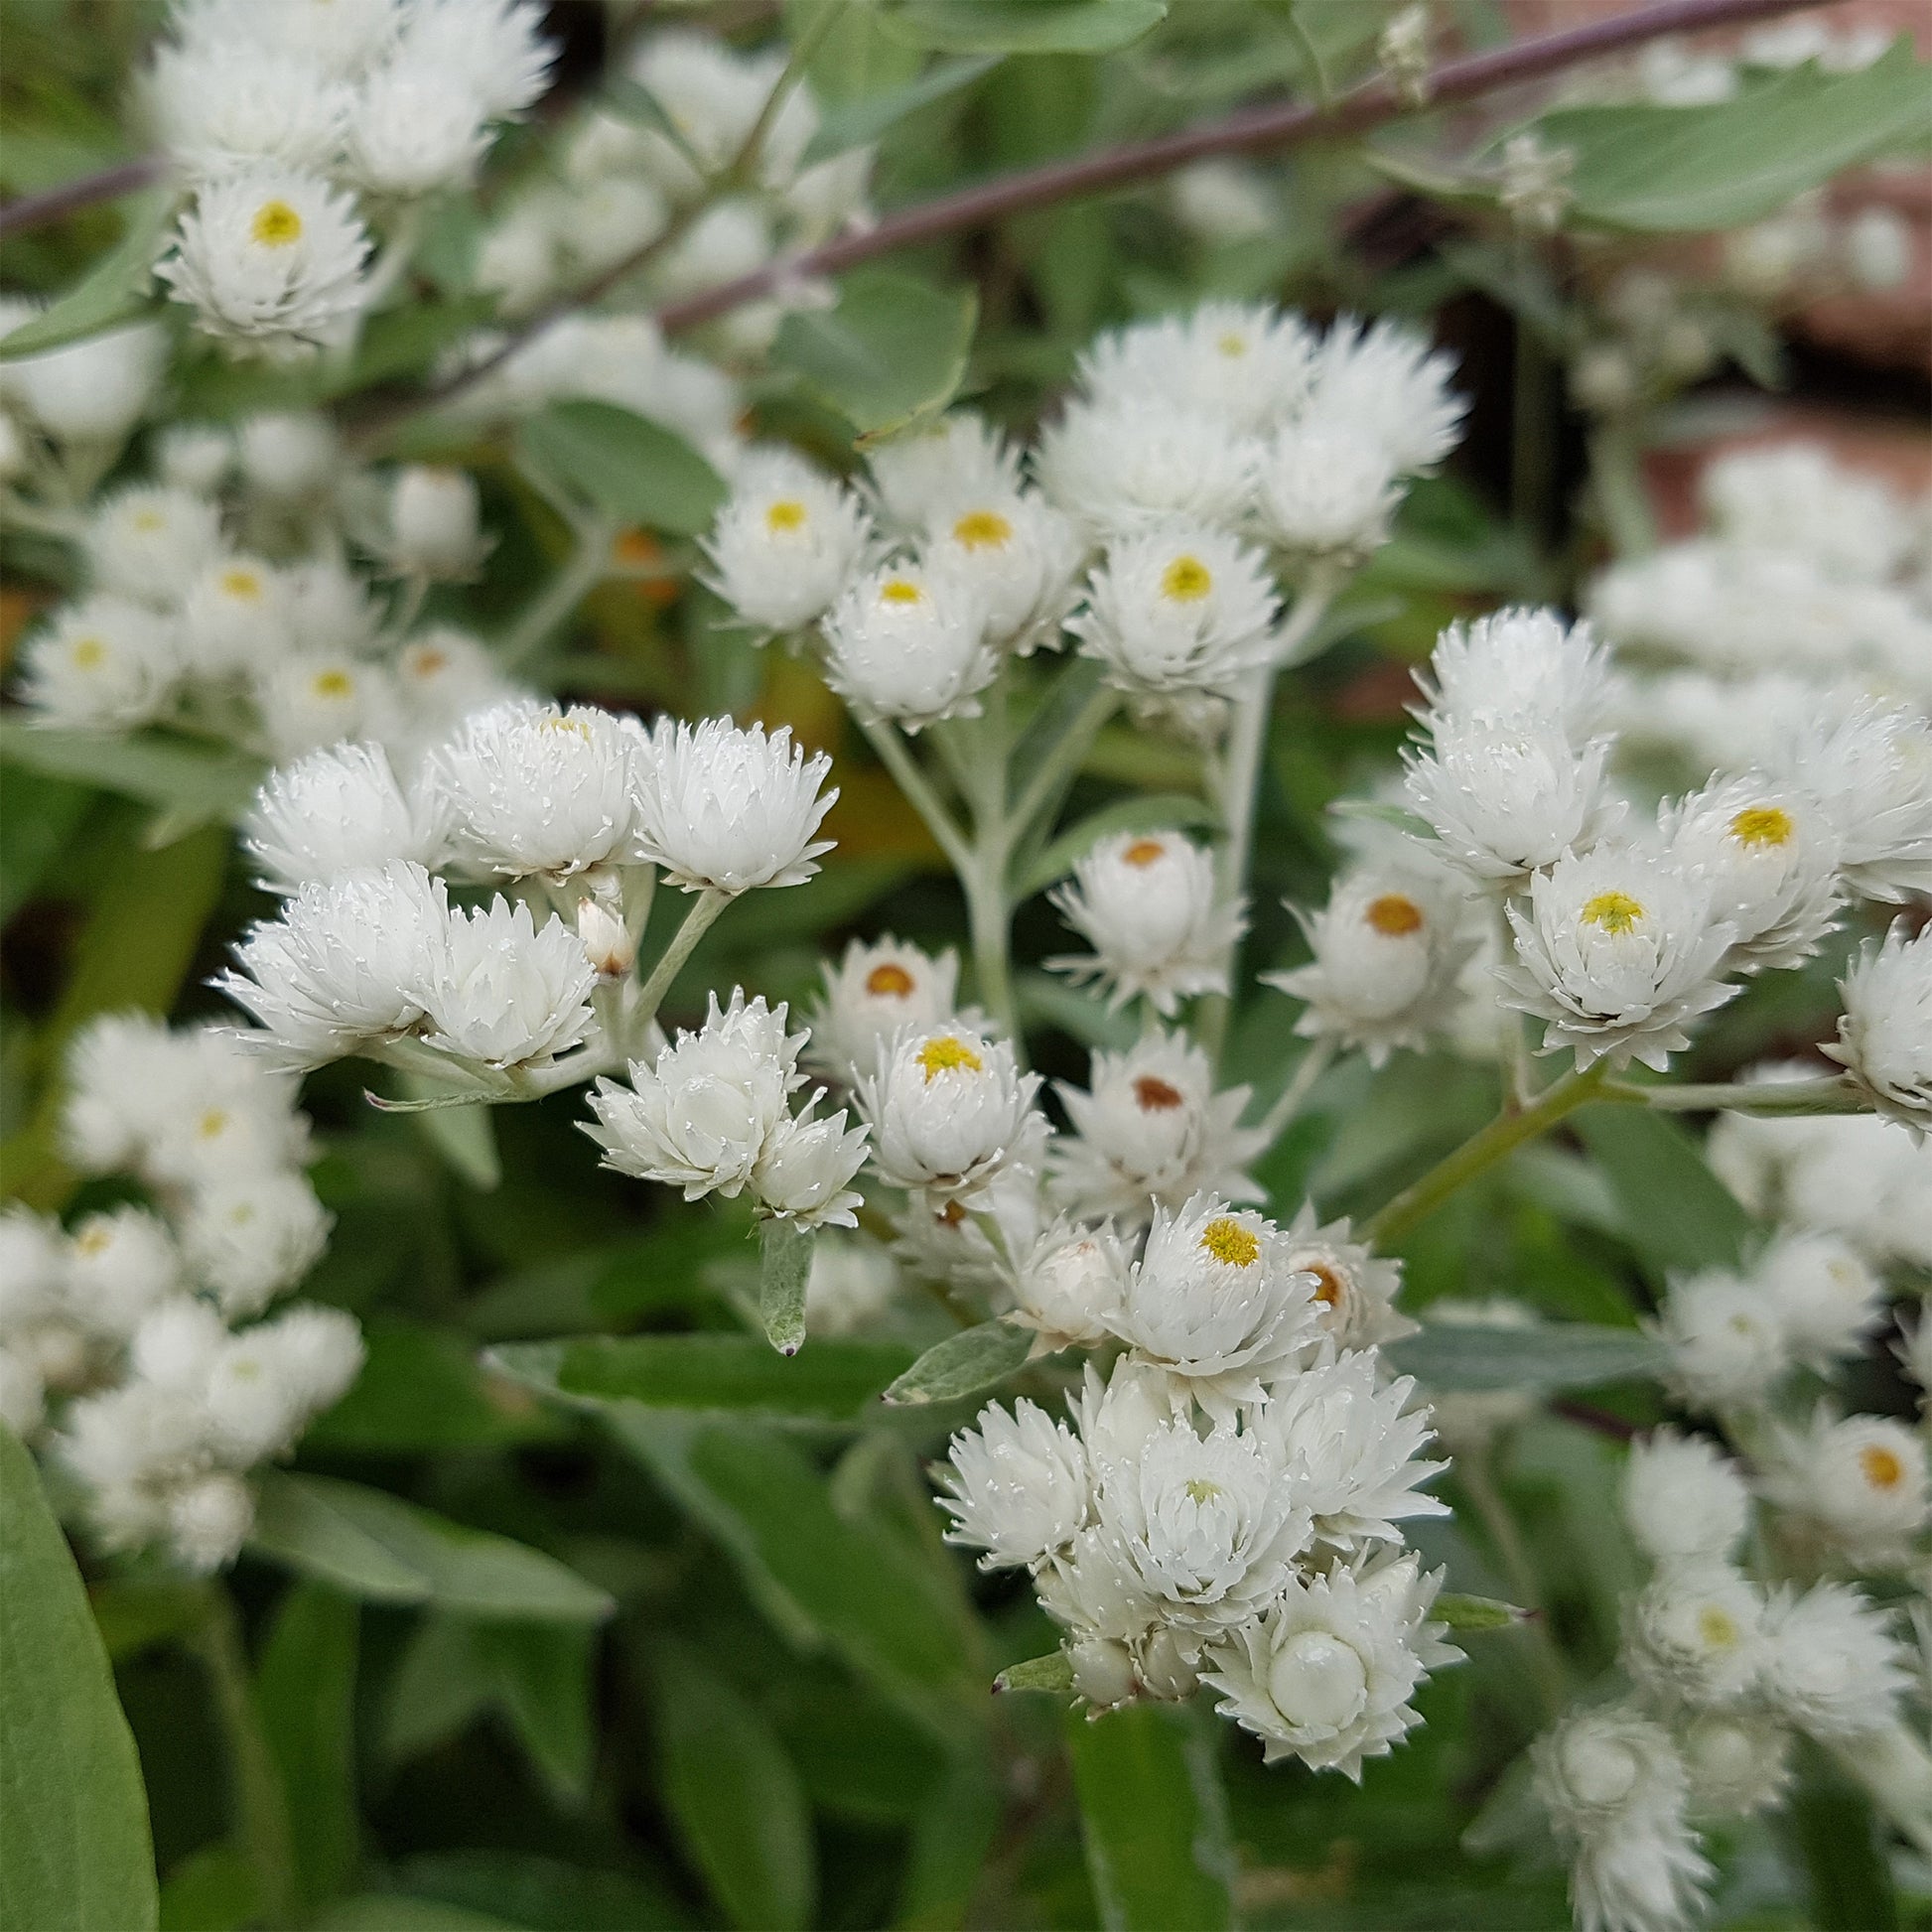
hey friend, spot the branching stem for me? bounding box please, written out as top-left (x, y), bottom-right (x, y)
top-left (633, 886), bottom-right (731, 1027)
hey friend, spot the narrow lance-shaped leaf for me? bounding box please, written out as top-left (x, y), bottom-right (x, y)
top-left (759, 1217), bottom-right (814, 1357)
top-left (514, 399), bottom-right (727, 537)
top-left (884, 1318), bottom-right (1035, 1406)
top-left (1385, 1316), bottom-right (1664, 1394)
top-left (993, 1651), bottom-right (1075, 1696)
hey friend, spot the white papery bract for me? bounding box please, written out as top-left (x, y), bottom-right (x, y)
top-left (65, 1207), bottom-right (182, 1338)
top-left (244, 740), bottom-right (438, 891)
top-left (395, 626), bottom-right (519, 736)
top-left (1418, 608), bottom-right (1611, 746)
top-left (1622, 1431), bottom-right (1750, 1567)
top-left (1253, 420), bottom-right (1402, 562)
top-left (804, 937), bottom-right (968, 1088)
top-left (176, 554), bottom-right (291, 678)
top-left (819, 561), bottom-right (996, 730)
top-left (1035, 397), bottom-right (1257, 536)
top-left (156, 425), bottom-right (233, 493)
top-left (1653, 1267), bottom-right (1790, 1413)
top-left (865, 413), bottom-right (1025, 529)
top-left (749, 1100), bottom-right (869, 1231)
top-left (425, 897), bottom-right (595, 1067)
top-left (1077, 302), bottom-right (1315, 432)
top-left (15, 594), bottom-right (178, 730)
top-left (1068, 521), bottom-right (1279, 703)
top-left (1279, 1204), bottom-right (1414, 1351)
top-left (1759, 1408), bottom-right (1929, 1570)
top-left (345, 58), bottom-right (489, 195)
top-left (158, 167), bottom-right (372, 359)
top-left (237, 411), bottom-right (340, 500)
top-left (146, 38), bottom-right (352, 179)
top-left (704, 451), bottom-right (874, 633)
top-left (633, 718), bottom-right (836, 893)
top-left (1826, 920), bottom-right (1932, 1136)
top-left (1049, 1030), bottom-right (1264, 1225)
top-left (940, 1398), bottom-right (1090, 1570)
top-left (1750, 1230), bottom-right (1882, 1372)
top-left (1701, 441), bottom-right (1915, 584)
top-left (180, 1171), bottom-right (333, 1317)
top-left (1759, 1581), bottom-right (1911, 1738)
top-left (1301, 314), bottom-right (1466, 475)
top-left (919, 490), bottom-right (1084, 654)
top-left (1623, 1560), bottom-right (1765, 1710)
top-left (1782, 700), bottom-right (1932, 903)
top-left (394, 0), bottom-right (555, 120)
top-left (1680, 1712), bottom-right (1794, 1820)
top-left (85, 484), bottom-right (224, 605)
top-left (857, 1027), bottom-right (1042, 1206)
top-left (1500, 843), bottom-right (1737, 1071)
top-left (5, 319), bottom-right (167, 449)
top-left (386, 466), bottom-right (488, 579)
top-left (256, 653), bottom-right (399, 760)
top-left (1009, 1222), bottom-right (1132, 1353)
top-left (1048, 828), bottom-right (1243, 1015)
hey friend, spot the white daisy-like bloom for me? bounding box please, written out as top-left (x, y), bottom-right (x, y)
top-left (1047, 828), bottom-right (1244, 1015)
top-left (749, 1099), bottom-right (869, 1231)
top-left (423, 898), bottom-right (596, 1069)
top-left (560, 175), bottom-right (670, 278)
top-left (1499, 842), bottom-right (1738, 1072)
top-left (1759, 1581), bottom-right (1911, 1738)
top-left (1759, 1408), bottom-right (1929, 1570)
top-left (1252, 420), bottom-right (1403, 563)
top-left (1700, 441), bottom-right (1915, 585)
top-left (428, 700), bottom-right (648, 882)
top-left (144, 38), bottom-right (352, 180)
top-left (0, 1349), bottom-right (48, 1438)
top-left (244, 740), bottom-right (441, 892)
top-left (158, 166), bottom-right (372, 359)
top-left (1750, 1230), bottom-right (1882, 1374)
top-left (385, 466), bottom-right (489, 581)
top-left (1300, 314), bottom-right (1466, 476)
top-left (255, 654), bottom-right (401, 761)
top-left (217, 860), bottom-right (452, 1067)
top-left (919, 490), bottom-right (1085, 654)
top-left (818, 560), bottom-right (996, 731)
top-left (64, 1207), bottom-right (183, 1339)
top-left (393, 627), bottom-right (519, 737)
top-left (84, 484), bottom-right (224, 606)
top-left (1825, 920), bottom-right (1932, 1137)
top-left (1009, 1221), bottom-right (1132, 1354)
top-left (857, 1026), bottom-right (1044, 1207)
top-left (1105, 1195), bottom-right (1317, 1419)
top-left (475, 203), bottom-right (559, 314)
top-left (1622, 1431), bottom-right (1750, 1567)
top-left (1780, 700), bottom-right (1932, 903)
top-left (864, 413), bottom-right (1025, 529)
top-left (633, 718), bottom-right (837, 894)
top-left (891, 1170), bottom-right (1042, 1296)
top-left (155, 425), bottom-right (232, 494)
top-left (167, 1472), bottom-right (257, 1573)
top-left (1048, 1029), bottom-right (1265, 1226)
top-left (1660, 773), bottom-right (1842, 973)
top-left (702, 448), bottom-right (874, 635)
top-left (1653, 1267), bottom-right (1790, 1414)
top-left (1202, 1555), bottom-right (1449, 1777)
top-left (391, 0), bottom-right (555, 120)
top-left (344, 56), bottom-right (489, 196)
top-left (181, 0), bottom-right (404, 80)
top-left (622, 29), bottom-right (813, 197)
top-left (1034, 397), bottom-right (1257, 536)
top-left (1077, 303), bottom-right (1316, 433)
top-left (1068, 521), bottom-right (1280, 702)
top-left (1279, 1203), bottom-right (1414, 1351)
top-left (939, 1397), bottom-right (1091, 1571)
top-left (801, 1234), bottom-right (898, 1336)
top-left (1533, 1705), bottom-right (1714, 1932)
top-left (1623, 1560), bottom-right (1766, 1710)
top-left (1680, 1712), bottom-right (1794, 1821)
top-left (803, 937), bottom-right (970, 1088)
top-left (236, 411), bottom-right (339, 501)
top-left (15, 595), bottom-right (179, 731)
top-left (58, 1016), bottom-right (225, 1177)
top-left (180, 1172), bottom-right (334, 1318)
top-left (586, 990), bottom-right (804, 1202)
top-left (4, 319), bottom-right (168, 450)
top-left (1265, 865), bottom-right (1470, 1068)
top-left (176, 555), bottom-right (291, 679)
top-left (1404, 711), bottom-right (1616, 881)
top-left (1415, 607), bottom-right (1611, 747)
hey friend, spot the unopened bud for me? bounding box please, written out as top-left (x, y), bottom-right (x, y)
top-left (577, 897), bottom-right (635, 979)
top-left (390, 466), bottom-right (486, 580)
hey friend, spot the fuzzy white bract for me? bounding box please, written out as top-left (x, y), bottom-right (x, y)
top-left (1825, 920), bottom-right (1932, 1136)
top-left (244, 740), bottom-right (440, 890)
top-left (819, 562), bottom-right (997, 730)
top-left (704, 451), bottom-right (875, 634)
top-left (856, 1027), bottom-right (1042, 1206)
top-left (804, 937), bottom-right (970, 1087)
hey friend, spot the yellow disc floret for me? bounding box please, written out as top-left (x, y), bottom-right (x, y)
top-left (1199, 1216), bottom-right (1261, 1268)
top-left (917, 1035), bottom-right (984, 1080)
top-left (865, 963), bottom-right (916, 998)
top-left (250, 199), bottom-right (305, 247)
top-left (880, 577), bottom-right (924, 606)
top-left (1122, 838), bottom-right (1167, 868)
top-left (1364, 894), bottom-right (1424, 936)
top-left (764, 498), bottom-right (807, 533)
top-left (1697, 1605), bottom-right (1740, 1650)
top-left (1729, 805), bottom-right (1794, 850)
top-left (1581, 891), bottom-right (1645, 934)
top-left (1860, 1444), bottom-right (1906, 1490)
top-left (69, 636), bottom-right (106, 668)
top-left (951, 509), bottom-right (1013, 550)
top-left (312, 669), bottom-right (354, 699)
top-left (218, 568), bottom-right (263, 601)
top-left (1184, 1477), bottom-right (1224, 1504)
top-left (1160, 554), bottom-right (1213, 602)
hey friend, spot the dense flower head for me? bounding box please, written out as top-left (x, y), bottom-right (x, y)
top-left (703, 448), bottom-right (875, 633)
top-left (940, 1398), bottom-right (1090, 1570)
top-left (1009, 1222), bottom-right (1132, 1352)
top-left (244, 739), bottom-right (441, 891)
top-left (804, 936), bottom-right (971, 1088)
top-left (857, 1026), bottom-right (1044, 1206)
top-left (1076, 303), bottom-right (1316, 433)
top-left (1759, 1407), bottom-right (1929, 1569)
top-left (1415, 607), bottom-right (1611, 745)
top-left (15, 594), bottom-right (179, 731)
top-left (1251, 419), bottom-right (1402, 562)
top-left (864, 412), bottom-right (1026, 529)
top-left (1278, 1204), bottom-right (1414, 1352)
top-left (1621, 1430), bottom-right (1750, 1566)
top-left (1299, 314), bottom-right (1467, 475)
top-left (1825, 919), bottom-right (1932, 1137)
top-left (818, 560), bottom-right (997, 729)
top-left (1780, 699), bottom-right (1932, 903)
top-left (919, 489), bottom-right (1085, 654)
top-left (85, 484), bottom-right (224, 606)
top-left (1035, 397), bottom-right (1258, 536)
top-left (3, 318), bottom-right (167, 449)
top-left (424, 897), bottom-right (596, 1067)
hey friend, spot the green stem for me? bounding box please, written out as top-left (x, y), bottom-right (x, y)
top-left (497, 516), bottom-right (618, 667)
top-left (1364, 1061), bottom-right (1607, 1246)
top-left (964, 851), bottom-right (1021, 1048)
top-left (959, 691), bottom-right (1024, 1049)
top-left (1256, 1036), bottom-right (1333, 1144)
top-left (1587, 419), bottom-right (1657, 559)
top-left (1008, 681), bottom-right (1119, 842)
top-left (633, 887), bottom-right (731, 1028)
top-left (1455, 1449), bottom-right (1567, 1721)
top-left (190, 1582), bottom-right (294, 1928)
top-left (858, 715), bottom-right (975, 877)
top-left (727, 0), bottom-right (851, 191)
top-left (1604, 1074), bottom-right (1864, 1116)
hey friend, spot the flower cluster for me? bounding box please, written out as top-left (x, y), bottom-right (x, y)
top-left (0, 1018), bottom-right (360, 1570)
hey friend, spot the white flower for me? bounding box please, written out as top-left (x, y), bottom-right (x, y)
top-left (856, 1027), bottom-right (1043, 1206)
top-left (864, 413), bottom-right (1024, 529)
top-left (181, 1172), bottom-right (333, 1316)
top-left (218, 861), bottom-right (451, 1067)
top-left (586, 990), bottom-right (804, 1200)
top-left (167, 1471), bottom-right (256, 1573)
top-left (1623, 1560), bottom-right (1766, 1709)
top-left (429, 700), bottom-right (648, 881)
top-left (1661, 774), bottom-right (1842, 972)
top-left (189, 0), bottom-right (405, 79)
top-left (1034, 397), bottom-right (1257, 536)
top-left (1068, 521), bottom-right (1279, 701)
top-left (1781, 700), bottom-right (1932, 902)
top-left (391, 0), bottom-right (555, 119)
top-left (751, 1101), bottom-right (869, 1230)
top-left (1701, 441), bottom-right (1915, 584)
top-left (65, 1208), bottom-right (181, 1337)
top-left (1301, 314), bottom-right (1466, 475)
top-left (1047, 828), bottom-right (1243, 1015)
top-left (1500, 843), bottom-right (1738, 1072)
top-left (804, 937), bottom-right (970, 1087)
top-left (1654, 1267), bottom-right (1790, 1413)
top-left (394, 626), bottom-right (519, 735)
top-left (0, 1207), bottom-right (66, 1332)
top-left (819, 562), bottom-right (996, 730)
top-left (5, 320), bottom-right (167, 448)
top-left (1009, 1222), bottom-right (1131, 1352)
top-left (345, 57), bottom-right (489, 195)
top-left (1105, 1195), bottom-right (1317, 1417)
top-left (145, 39), bottom-right (351, 180)
top-left (158, 167), bottom-right (372, 359)
top-left (940, 1398), bottom-right (1090, 1570)
top-left (244, 740), bottom-right (441, 891)
top-left (1760, 1582), bottom-right (1911, 1738)
top-left (1680, 1712), bottom-right (1793, 1819)
top-left (919, 490), bottom-right (1084, 654)
top-left (801, 1234), bottom-right (898, 1336)
top-left (0, 1349), bottom-right (47, 1437)
top-left (1759, 1408), bottom-right (1928, 1570)
top-left (891, 1172), bottom-right (1041, 1295)
top-left (386, 466), bottom-right (489, 580)
top-left (1049, 1030), bottom-right (1264, 1225)
top-left (84, 484), bottom-right (223, 605)
top-left (1077, 303), bottom-right (1315, 433)
top-left (1202, 1556), bottom-right (1448, 1777)
top-left (424, 898), bottom-right (595, 1068)
top-left (260, 1303), bottom-right (365, 1415)
top-left (1622, 1431), bottom-right (1750, 1566)
top-left (561, 174), bottom-right (670, 276)
top-left (1265, 865), bottom-right (1469, 1067)
top-left (255, 654), bottom-right (400, 761)
top-left (1253, 421), bottom-right (1402, 561)
top-left (1416, 607), bottom-right (1611, 744)
top-left (1278, 1203), bottom-right (1414, 1350)
top-left (633, 718), bottom-right (836, 893)
top-left (1750, 1230), bottom-right (1882, 1372)
top-left (1167, 160), bottom-right (1276, 244)
top-left (15, 595), bottom-right (178, 730)
top-left (237, 411), bottom-right (339, 500)
top-left (177, 554), bottom-right (294, 680)
top-left (703, 450), bottom-right (874, 634)
top-left (622, 30), bottom-right (808, 195)
top-left (1826, 920), bottom-right (1932, 1137)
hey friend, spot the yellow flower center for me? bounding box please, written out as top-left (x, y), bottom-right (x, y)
top-left (132, 509), bottom-right (165, 532)
top-left (880, 577), bottom-right (924, 606)
top-left (917, 1035), bottom-right (983, 1080)
top-left (197, 1109), bottom-right (228, 1141)
top-left (865, 963), bottom-right (916, 998)
top-left (1216, 332), bottom-right (1248, 357)
top-left (1184, 1478), bottom-right (1223, 1504)
top-left (1364, 894), bottom-right (1424, 937)
top-left (251, 199), bottom-right (304, 247)
top-left (1160, 554), bottom-right (1213, 602)
top-left (1133, 1075), bottom-right (1184, 1112)
top-left (1697, 1605), bottom-right (1740, 1650)
top-left (1199, 1217), bottom-right (1260, 1268)
top-left (75, 1227), bottom-right (110, 1256)
top-left (69, 636), bottom-right (106, 668)
top-left (764, 498), bottom-right (807, 533)
top-left (951, 509), bottom-right (1013, 550)
top-left (1122, 837), bottom-right (1167, 868)
top-left (312, 669), bottom-right (353, 698)
top-left (538, 714), bottom-right (591, 738)
top-left (1581, 891), bottom-right (1645, 934)
top-left (1729, 805), bottom-right (1793, 850)
top-left (219, 568), bottom-right (263, 601)
top-left (1860, 1445), bottom-right (1905, 1490)
top-left (409, 646), bottom-right (448, 676)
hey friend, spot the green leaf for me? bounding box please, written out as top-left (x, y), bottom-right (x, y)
top-left (256, 1584), bottom-right (359, 1914)
top-left (0, 767), bottom-right (92, 923)
top-left (993, 1650), bottom-right (1074, 1695)
top-left (1574, 1106), bottom-right (1755, 1273)
top-left (491, 1333), bottom-right (916, 1423)
top-left (1539, 43), bottom-right (1932, 232)
top-left (653, 1642), bottom-right (815, 1932)
top-left (0, 188), bottom-right (174, 358)
top-left (315, 1897), bottom-right (525, 1931)
top-left (896, 1747), bottom-right (1002, 1930)
top-left (759, 1217), bottom-right (814, 1356)
top-left (801, 53), bottom-right (1002, 162)
top-left (1436, 1592), bottom-right (1526, 1632)
top-left (248, 1473), bottom-right (613, 1622)
top-left (1784, 1739), bottom-right (1899, 1931)
top-left (405, 1094), bottom-right (500, 1190)
top-left (513, 400), bottom-right (727, 537)
top-left (307, 1320), bottom-right (563, 1452)
top-left (157, 1844), bottom-right (258, 1932)
top-left (0, 1424), bottom-right (159, 1932)
top-left (878, 0), bottom-right (1168, 55)
top-left (477, 1623), bottom-right (598, 1810)
top-left (1066, 1702), bottom-right (1234, 1932)
top-left (884, 1318), bottom-right (1035, 1406)
top-left (1385, 1315), bottom-right (1663, 1393)
top-left (1327, 797), bottom-right (1437, 842)
top-left (773, 270), bottom-right (977, 440)
top-left (392, 1853), bottom-right (684, 1932)
top-left (0, 722), bottom-right (264, 823)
